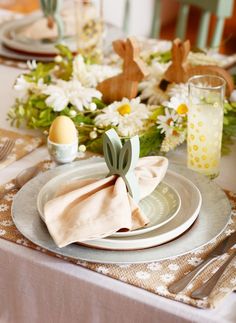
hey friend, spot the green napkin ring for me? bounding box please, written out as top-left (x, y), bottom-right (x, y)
top-left (40, 0), bottom-right (64, 41)
top-left (103, 129), bottom-right (140, 203)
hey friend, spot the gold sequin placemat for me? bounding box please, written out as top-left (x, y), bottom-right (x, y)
top-left (0, 128), bottom-right (43, 169)
top-left (0, 160), bottom-right (235, 309)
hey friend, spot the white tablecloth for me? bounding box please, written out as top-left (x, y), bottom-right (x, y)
top-left (0, 65), bottom-right (236, 323)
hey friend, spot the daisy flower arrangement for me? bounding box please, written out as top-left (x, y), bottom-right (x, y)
top-left (8, 44), bottom-right (236, 156)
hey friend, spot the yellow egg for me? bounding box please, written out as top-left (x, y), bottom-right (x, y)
top-left (49, 116), bottom-right (77, 144)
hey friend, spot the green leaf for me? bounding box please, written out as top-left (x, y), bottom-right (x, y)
top-left (55, 44), bottom-right (73, 61)
top-left (139, 126), bottom-right (163, 157)
top-left (87, 136), bottom-right (103, 154)
top-left (92, 97), bottom-right (106, 109)
top-left (149, 106), bottom-right (164, 121)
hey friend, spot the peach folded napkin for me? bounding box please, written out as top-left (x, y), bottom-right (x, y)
top-left (44, 156), bottom-right (168, 247)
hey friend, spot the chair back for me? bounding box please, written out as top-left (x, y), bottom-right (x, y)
top-left (123, 0), bottom-right (234, 49)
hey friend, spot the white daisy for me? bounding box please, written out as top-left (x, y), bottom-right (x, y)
top-left (136, 271), bottom-right (151, 280)
top-left (73, 54), bottom-right (120, 88)
top-left (95, 97), bottom-right (152, 137)
top-left (147, 262), bottom-right (162, 271)
top-left (43, 79), bottom-right (102, 112)
top-left (0, 204), bottom-right (9, 212)
top-left (96, 266), bottom-right (109, 275)
top-left (14, 76), bottom-right (45, 97)
top-left (160, 131), bottom-right (186, 153)
top-left (163, 95), bottom-right (188, 116)
top-left (167, 83), bottom-right (188, 101)
top-left (157, 108), bottom-right (180, 136)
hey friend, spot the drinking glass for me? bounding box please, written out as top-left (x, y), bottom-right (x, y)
top-left (187, 75), bottom-right (225, 179)
top-left (74, 0), bottom-right (104, 63)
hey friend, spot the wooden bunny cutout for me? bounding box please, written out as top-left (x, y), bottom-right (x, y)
top-left (164, 38), bottom-right (190, 84)
top-left (164, 38), bottom-right (234, 96)
top-left (97, 37), bottom-right (148, 104)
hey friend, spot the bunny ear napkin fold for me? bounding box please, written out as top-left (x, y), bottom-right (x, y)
top-left (44, 130), bottom-right (168, 248)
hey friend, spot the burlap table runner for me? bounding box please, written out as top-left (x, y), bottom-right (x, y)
top-left (0, 128), bottom-right (43, 170)
top-left (0, 160), bottom-right (235, 309)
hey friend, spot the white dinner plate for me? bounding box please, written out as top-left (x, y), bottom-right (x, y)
top-left (37, 169), bottom-right (181, 238)
top-left (12, 158), bottom-right (231, 263)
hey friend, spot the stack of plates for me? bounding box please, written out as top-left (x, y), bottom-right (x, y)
top-left (0, 13), bottom-right (124, 62)
top-left (12, 158), bottom-right (231, 264)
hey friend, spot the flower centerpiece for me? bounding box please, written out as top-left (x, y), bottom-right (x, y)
top-left (8, 43), bottom-right (236, 156)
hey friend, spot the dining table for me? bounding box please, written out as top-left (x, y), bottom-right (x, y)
top-left (0, 5), bottom-right (236, 322)
top-left (0, 60), bottom-right (236, 323)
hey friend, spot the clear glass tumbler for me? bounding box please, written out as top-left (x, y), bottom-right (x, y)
top-left (74, 0), bottom-right (104, 63)
top-left (187, 75), bottom-right (225, 179)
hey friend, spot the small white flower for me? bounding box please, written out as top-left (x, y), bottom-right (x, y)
top-left (0, 204), bottom-right (9, 212)
top-left (89, 131), bottom-right (98, 139)
top-left (168, 263), bottom-right (179, 271)
top-left (43, 79), bottom-right (102, 112)
top-left (69, 110), bottom-right (77, 117)
top-left (96, 266), bottom-right (109, 275)
top-left (157, 108), bottom-right (180, 136)
top-left (0, 220), bottom-right (13, 226)
top-left (0, 229), bottom-right (6, 236)
top-left (88, 102), bottom-right (97, 112)
top-left (54, 55), bottom-right (63, 63)
top-left (78, 145), bottom-right (86, 152)
top-left (73, 54), bottom-right (120, 87)
top-left (27, 60), bottom-right (37, 70)
top-left (4, 193), bottom-right (14, 202)
top-left (155, 285), bottom-right (169, 295)
top-left (160, 273), bottom-right (175, 283)
top-left (95, 97), bottom-right (152, 137)
top-left (147, 262), bottom-right (162, 271)
top-left (187, 257), bottom-right (202, 266)
top-left (136, 271), bottom-right (151, 280)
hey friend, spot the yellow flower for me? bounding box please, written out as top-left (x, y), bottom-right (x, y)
top-left (176, 103), bottom-right (188, 115)
top-left (117, 104), bottom-right (131, 116)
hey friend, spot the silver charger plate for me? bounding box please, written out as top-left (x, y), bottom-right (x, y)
top-left (12, 158), bottom-right (231, 263)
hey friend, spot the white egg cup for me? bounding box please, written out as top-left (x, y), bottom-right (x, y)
top-left (47, 137), bottom-right (78, 164)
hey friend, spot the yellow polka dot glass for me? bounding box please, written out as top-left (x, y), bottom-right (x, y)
top-left (187, 75), bottom-right (225, 179)
top-left (74, 0), bottom-right (104, 63)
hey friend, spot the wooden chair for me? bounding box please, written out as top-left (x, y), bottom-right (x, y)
top-left (123, 0), bottom-right (234, 49)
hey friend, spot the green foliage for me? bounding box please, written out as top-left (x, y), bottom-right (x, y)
top-left (146, 51), bottom-right (172, 65)
top-left (139, 126), bottom-right (163, 157)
